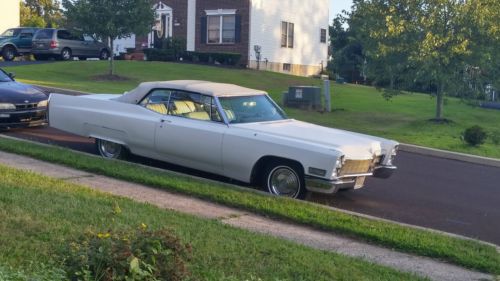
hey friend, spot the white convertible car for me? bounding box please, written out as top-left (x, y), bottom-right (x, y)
top-left (48, 80), bottom-right (399, 199)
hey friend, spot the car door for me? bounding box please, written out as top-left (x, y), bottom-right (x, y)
top-left (153, 90), bottom-right (227, 174)
top-left (17, 29), bottom-right (35, 51)
top-left (82, 35), bottom-right (101, 57)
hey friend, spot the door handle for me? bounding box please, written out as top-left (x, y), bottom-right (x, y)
top-left (161, 119), bottom-right (172, 124)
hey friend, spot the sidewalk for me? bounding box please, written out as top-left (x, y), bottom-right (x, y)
top-left (0, 150), bottom-right (493, 281)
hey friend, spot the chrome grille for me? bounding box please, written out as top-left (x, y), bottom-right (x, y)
top-left (15, 103), bottom-right (38, 111)
top-left (339, 158), bottom-right (378, 176)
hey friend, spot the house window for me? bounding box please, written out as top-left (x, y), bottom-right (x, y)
top-left (281, 21), bottom-right (294, 48)
top-left (207, 15), bottom-right (236, 44)
top-left (320, 28), bottom-right (327, 43)
top-left (283, 63), bottom-right (291, 72)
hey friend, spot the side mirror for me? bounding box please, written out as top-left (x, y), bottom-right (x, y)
top-left (8, 72), bottom-right (15, 79)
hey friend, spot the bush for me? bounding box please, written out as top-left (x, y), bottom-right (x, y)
top-left (144, 48), bottom-right (177, 61)
top-left (463, 125), bottom-right (488, 146)
top-left (62, 225), bottom-right (192, 281)
top-left (185, 51), bottom-right (242, 66)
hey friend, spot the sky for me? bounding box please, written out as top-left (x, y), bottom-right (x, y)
top-left (330, 0), bottom-right (353, 22)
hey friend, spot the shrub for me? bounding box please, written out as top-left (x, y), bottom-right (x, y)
top-left (144, 48), bottom-right (177, 61)
top-left (186, 51), bottom-right (241, 66)
top-left (463, 125), bottom-right (488, 146)
top-left (62, 225), bottom-right (192, 281)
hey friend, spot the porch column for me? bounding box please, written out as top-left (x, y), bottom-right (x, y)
top-left (187, 0), bottom-right (196, 51)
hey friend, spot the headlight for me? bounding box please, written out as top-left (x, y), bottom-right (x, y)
top-left (0, 103), bottom-right (15, 110)
top-left (37, 100), bottom-right (48, 108)
top-left (332, 155), bottom-right (345, 178)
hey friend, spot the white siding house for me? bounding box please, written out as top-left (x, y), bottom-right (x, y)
top-left (249, 0), bottom-right (329, 76)
top-left (0, 0), bottom-right (20, 33)
top-left (135, 0), bottom-right (329, 77)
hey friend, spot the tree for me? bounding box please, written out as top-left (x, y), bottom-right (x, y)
top-left (62, 0), bottom-right (155, 76)
top-left (20, 2), bottom-right (46, 27)
top-left (329, 15), bottom-right (366, 83)
top-left (21, 0), bottom-right (63, 27)
top-left (348, 0), bottom-right (481, 121)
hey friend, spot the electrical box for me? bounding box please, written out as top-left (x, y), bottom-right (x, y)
top-left (282, 86), bottom-right (322, 110)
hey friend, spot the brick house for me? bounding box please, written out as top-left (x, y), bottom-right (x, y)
top-left (0, 0), bottom-right (20, 34)
top-left (124, 0), bottom-right (329, 77)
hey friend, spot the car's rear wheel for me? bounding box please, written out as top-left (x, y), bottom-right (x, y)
top-left (60, 48), bottom-right (72, 61)
top-left (96, 139), bottom-right (127, 159)
top-left (2, 46), bottom-right (16, 61)
top-left (99, 49), bottom-right (109, 60)
top-left (264, 161), bottom-right (306, 199)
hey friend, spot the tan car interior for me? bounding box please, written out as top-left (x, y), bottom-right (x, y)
top-left (144, 93), bottom-right (235, 123)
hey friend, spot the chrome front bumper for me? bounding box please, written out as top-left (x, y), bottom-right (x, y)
top-left (305, 165), bottom-right (397, 194)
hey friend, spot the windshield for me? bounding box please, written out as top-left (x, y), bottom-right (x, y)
top-left (0, 71), bottom-right (12, 82)
top-left (219, 95), bottom-right (288, 124)
top-left (1, 29), bottom-right (20, 37)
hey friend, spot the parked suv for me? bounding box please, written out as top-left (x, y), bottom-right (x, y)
top-left (0, 27), bottom-right (40, 61)
top-left (32, 28), bottom-right (110, 61)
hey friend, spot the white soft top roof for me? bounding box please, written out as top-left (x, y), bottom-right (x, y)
top-left (114, 80), bottom-right (266, 104)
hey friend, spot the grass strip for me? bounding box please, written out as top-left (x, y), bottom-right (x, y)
top-left (0, 164), bottom-right (425, 281)
top-left (0, 137), bottom-right (498, 274)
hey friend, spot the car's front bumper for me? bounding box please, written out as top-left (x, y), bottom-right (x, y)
top-left (0, 109), bottom-right (47, 128)
top-left (305, 165), bottom-right (397, 194)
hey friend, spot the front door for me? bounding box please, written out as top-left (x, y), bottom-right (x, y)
top-left (144, 89), bottom-right (226, 174)
top-left (152, 2), bottom-right (173, 48)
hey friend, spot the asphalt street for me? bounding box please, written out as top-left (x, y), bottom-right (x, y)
top-left (0, 60), bottom-right (54, 68)
top-left (2, 126), bottom-right (500, 246)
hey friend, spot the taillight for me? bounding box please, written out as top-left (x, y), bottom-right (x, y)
top-left (50, 40), bottom-right (58, 49)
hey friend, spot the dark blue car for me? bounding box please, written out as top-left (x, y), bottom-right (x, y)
top-left (0, 68), bottom-right (48, 128)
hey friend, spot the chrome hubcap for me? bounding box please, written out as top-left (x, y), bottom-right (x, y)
top-left (101, 51), bottom-right (108, 59)
top-left (98, 140), bottom-right (121, 158)
top-left (62, 50), bottom-right (70, 60)
top-left (269, 166), bottom-right (300, 198)
top-left (4, 48), bottom-right (14, 60)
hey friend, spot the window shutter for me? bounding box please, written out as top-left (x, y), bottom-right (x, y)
top-left (201, 16), bottom-right (207, 44)
top-left (235, 14), bottom-right (242, 43)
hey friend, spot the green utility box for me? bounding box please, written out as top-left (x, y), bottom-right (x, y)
top-left (282, 86), bottom-right (322, 110)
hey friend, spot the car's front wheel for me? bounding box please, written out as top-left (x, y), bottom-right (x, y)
top-left (2, 46), bottom-right (16, 61)
top-left (60, 48), bottom-right (72, 61)
top-left (264, 161), bottom-right (306, 199)
top-left (96, 139), bottom-right (127, 159)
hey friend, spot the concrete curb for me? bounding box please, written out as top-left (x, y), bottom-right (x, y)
top-left (400, 143), bottom-right (500, 168)
top-left (1, 133), bottom-right (498, 253)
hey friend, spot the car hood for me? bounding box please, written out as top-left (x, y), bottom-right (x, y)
top-left (233, 119), bottom-right (396, 159)
top-left (0, 82), bottom-right (48, 103)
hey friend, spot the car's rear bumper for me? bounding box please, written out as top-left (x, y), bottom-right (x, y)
top-left (31, 49), bottom-right (60, 55)
top-left (0, 109), bottom-right (47, 128)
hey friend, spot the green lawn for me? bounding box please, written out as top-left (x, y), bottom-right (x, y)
top-left (5, 61), bottom-right (500, 158)
top-left (1, 137), bottom-right (499, 275)
top-left (0, 164), bottom-right (425, 281)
